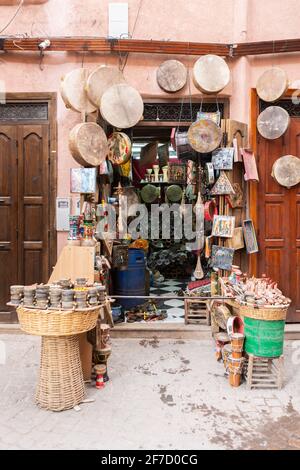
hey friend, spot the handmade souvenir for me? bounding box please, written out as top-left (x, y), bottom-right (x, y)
top-left (193, 254), bottom-right (204, 280)
top-left (205, 162), bottom-right (215, 185)
top-left (175, 131), bottom-right (196, 161)
top-left (212, 148), bottom-right (234, 170)
top-left (140, 142), bottom-right (158, 166)
top-left (188, 119), bottom-right (222, 153)
top-left (243, 220), bottom-right (259, 254)
top-left (212, 215), bottom-right (235, 238)
top-left (70, 168), bottom-right (97, 194)
top-left (86, 66), bottom-right (125, 108)
top-left (241, 149), bottom-right (259, 182)
top-left (100, 83), bottom-right (144, 129)
top-left (140, 184), bottom-right (159, 203)
top-left (69, 122), bottom-right (108, 167)
top-left (166, 185), bottom-right (183, 203)
top-left (158, 143), bottom-right (169, 166)
top-left (211, 171), bottom-right (235, 195)
top-left (193, 55), bottom-right (230, 94)
top-left (204, 200), bottom-right (218, 222)
top-left (226, 183), bottom-right (244, 208)
top-left (257, 106), bottom-right (290, 140)
top-left (168, 162), bottom-right (187, 183)
top-left (256, 68), bottom-right (289, 103)
top-left (60, 68), bottom-right (96, 114)
top-left (211, 246), bottom-right (235, 271)
top-left (156, 60), bottom-right (187, 93)
top-left (272, 155), bottom-right (300, 188)
top-left (108, 132), bottom-right (132, 166)
top-left (225, 227), bottom-right (245, 250)
top-left (197, 111), bottom-right (221, 126)
top-left (233, 137), bottom-right (242, 163)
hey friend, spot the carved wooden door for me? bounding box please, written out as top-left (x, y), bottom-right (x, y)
top-left (257, 117), bottom-right (300, 322)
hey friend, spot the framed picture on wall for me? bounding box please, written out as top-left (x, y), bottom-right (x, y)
top-left (70, 168), bottom-right (97, 194)
top-left (212, 148), bottom-right (234, 170)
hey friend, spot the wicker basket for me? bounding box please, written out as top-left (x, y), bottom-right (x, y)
top-left (17, 306), bottom-right (100, 337)
top-left (235, 303), bottom-right (288, 321)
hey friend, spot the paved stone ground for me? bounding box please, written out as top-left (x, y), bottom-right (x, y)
top-left (0, 334), bottom-right (300, 450)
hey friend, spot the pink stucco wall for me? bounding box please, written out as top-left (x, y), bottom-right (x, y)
top-left (1, 0), bottom-right (300, 254)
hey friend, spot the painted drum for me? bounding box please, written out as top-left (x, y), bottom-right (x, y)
top-left (107, 132), bottom-right (132, 166)
top-left (188, 119), bottom-right (223, 153)
top-left (193, 55), bottom-right (230, 94)
top-left (257, 106), bottom-right (290, 140)
top-left (256, 68), bottom-right (289, 103)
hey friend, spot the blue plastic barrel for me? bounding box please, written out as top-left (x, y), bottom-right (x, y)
top-left (112, 249), bottom-right (146, 310)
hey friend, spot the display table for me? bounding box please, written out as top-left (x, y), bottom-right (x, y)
top-left (17, 306), bottom-right (100, 412)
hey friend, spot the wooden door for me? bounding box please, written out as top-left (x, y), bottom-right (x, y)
top-left (257, 117), bottom-right (300, 322)
top-left (0, 123), bottom-right (50, 318)
top-left (0, 126), bottom-right (18, 317)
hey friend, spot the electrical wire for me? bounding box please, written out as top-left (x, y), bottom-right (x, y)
top-left (0, 0), bottom-right (24, 35)
top-left (120, 0), bottom-right (144, 72)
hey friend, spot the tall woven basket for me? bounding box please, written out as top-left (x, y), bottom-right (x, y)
top-left (17, 306), bottom-right (100, 412)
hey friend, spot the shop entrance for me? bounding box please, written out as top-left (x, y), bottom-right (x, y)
top-left (0, 93), bottom-right (57, 322)
top-left (251, 91), bottom-right (300, 322)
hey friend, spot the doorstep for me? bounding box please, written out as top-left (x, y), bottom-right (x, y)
top-left (0, 322), bottom-right (300, 340)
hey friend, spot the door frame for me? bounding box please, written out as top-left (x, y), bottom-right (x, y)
top-left (0, 92), bottom-right (57, 277)
top-left (249, 88), bottom-right (298, 277)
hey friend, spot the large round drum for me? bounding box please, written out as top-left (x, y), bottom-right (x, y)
top-left (61, 68), bottom-right (97, 115)
top-left (272, 155), bottom-right (300, 188)
top-left (256, 68), bottom-right (289, 103)
top-left (86, 66), bottom-right (126, 108)
top-left (257, 106), bottom-right (290, 140)
top-left (188, 119), bottom-right (223, 153)
top-left (100, 83), bottom-right (144, 129)
top-left (156, 60), bottom-right (187, 93)
top-left (108, 132), bottom-right (132, 166)
top-left (193, 55), bottom-right (230, 94)
top-left (69, 122), bottom-right (108, 167)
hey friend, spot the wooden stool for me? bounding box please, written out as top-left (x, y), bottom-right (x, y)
top-left (184, 298), bottom-right (211, 325)
top-left (245, 354), bottom-right (284, 390)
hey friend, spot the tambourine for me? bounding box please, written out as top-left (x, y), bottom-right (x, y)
top-left (108, 132), bottom-right (132, 166)
top-left (204, 200), bottom-right (218, 222)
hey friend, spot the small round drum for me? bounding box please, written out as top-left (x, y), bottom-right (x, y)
top-left (257, 106), bottom-right (290, 140)
top-left (272, 155), bottom-right (300, 188)
top-left (100, 83), bottom-right (144, 129)
top-left (193, 55), bottom-right (230, 94)
top-left (86, 66), bottom-right (126, 108)
top-left (61, 68), bottom-right (97, 115)
top-left (108, 132), bottom-right (132, 166)
top-left (256, 68), bottom-right (289, 103)
top-left (188, 119), bottom-right (222, 153)
top-left (69, 122), bottom-right (108, 167)
top-left (157, 60), bottom-right (187, 93)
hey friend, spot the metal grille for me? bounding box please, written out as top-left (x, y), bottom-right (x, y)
top-left (259, 99), bottom-right (300, 117)
top-left (0, 103), bottom-right (48, 121)
top-left (143, 102), bottom-right (225, 122)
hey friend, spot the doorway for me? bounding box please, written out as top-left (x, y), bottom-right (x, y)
top-left (0, 93), bottom-right (57, 322)
top-left (250, 90), bottom-right (300, 322)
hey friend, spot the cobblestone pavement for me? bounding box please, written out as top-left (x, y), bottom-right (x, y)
top-left (0, 334), bottom-right (300, 450)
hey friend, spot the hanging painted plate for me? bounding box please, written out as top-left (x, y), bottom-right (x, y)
top-left (257, 106), bottom-right (290, 140)
top-left (188, 119), bottom-right (223, 153)
top-left (107, 132), bottom-right (132, 166)
top-left (256, 68), bottom-right (289, 103)
top-left (272, 155), bottom-right (300, 188)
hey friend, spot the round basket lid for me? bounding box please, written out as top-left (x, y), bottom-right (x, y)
top-left (166, 185), bottom-right (183, 202)
top-left (257, 106), bottom-right (290, 140)
top-left (188, 119), bottom-right (223, 153)
top-left (193, 55), bottom-right (230, 94)
top-left (100, 83), bottom-right (144, 129)
top-left (140, 184), bottom-right (158, 203)
top-left (272, 155), bottom-right (300, 188)
top-left (61, 68), bottom-right (97, 115)
top-left (156, 60), bottom-right (187, 93)
top-left (256, 68), bottom-right (289, 103)
top-left (108, 132), bottom-right (132, 166)
top-left (86, 66), bottom-right (126, 108)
